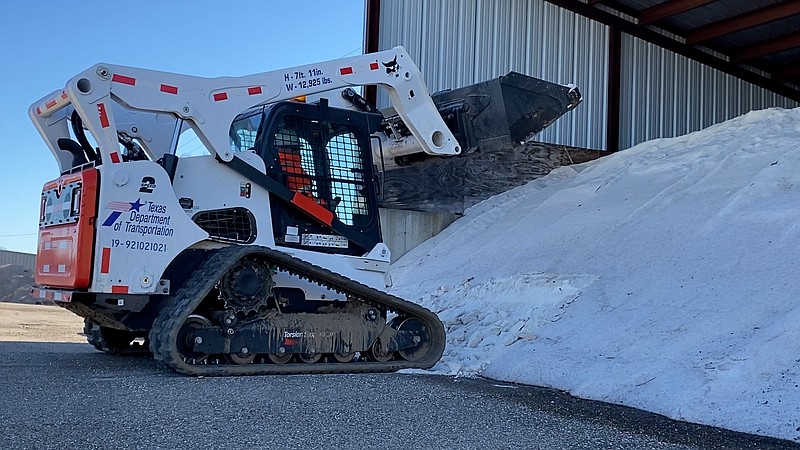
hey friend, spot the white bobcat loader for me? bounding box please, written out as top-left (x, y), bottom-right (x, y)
top-left (29, 46), bottom-right (580, 375)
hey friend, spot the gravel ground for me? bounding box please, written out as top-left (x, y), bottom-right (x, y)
top-left (0, 302), bottom-right (84, 343)
top-left (0, 302), bottom-right (796, 449)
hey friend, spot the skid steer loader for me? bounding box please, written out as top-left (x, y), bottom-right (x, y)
top-left (29, 46), bottom-right (580, 375)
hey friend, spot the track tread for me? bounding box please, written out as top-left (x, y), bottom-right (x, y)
top-left (149, 246), bottom-right (445, 376)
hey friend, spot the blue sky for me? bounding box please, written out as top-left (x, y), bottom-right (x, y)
top-left (0, 0), bottom-right (365, 253)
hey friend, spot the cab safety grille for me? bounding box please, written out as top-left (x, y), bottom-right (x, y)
top-left (192, 208), bottom-right (256, 244)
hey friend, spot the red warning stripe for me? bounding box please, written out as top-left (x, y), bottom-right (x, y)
top-left (111, 285), bottom-right (129, 294)
top-left (110, 152), bottom-right (121, 164)
top-left (248, 86), bottom-right (262, 95)
top-left (291, 192), bottom-right (333, 226)
top-left (60, 91), bottom-right (68, 100)
top-left (112, 74), bottom-right (136, 86)
top-left (100, 247), bottom-right (111, 273)
top-left (45, 99), bottom-right (57, 109)
top-left (97, 103), bottom-right (110, 128)
top-left (370, 62), bottom-right (379, 70)
top-left (213, 92), bottom-right (228, 102)
top-left (160, 84), bottom-right (178, 94)
top-left (340, 67), bottom-right (354, 75)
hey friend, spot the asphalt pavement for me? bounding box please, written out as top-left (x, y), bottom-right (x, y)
top-left (0, 341), bottom-right (795, 450)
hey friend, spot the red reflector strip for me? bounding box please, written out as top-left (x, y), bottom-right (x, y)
top-left (291, 192), bottom-right (333, 226)
top-left (36, 107), bottom-right (41, 115)
top-left (61, 91), bottom-right (68, 100)
top-left (100, 247), bottom-right (111, 273)
top-left (109, 152), bottom-right (121, 164)
top-left (370, 62), bottom-right (379, 70)
top-left (213, 92), bottom-right (228, 102)
top-left (97, 103), bottom-right (110, 128)
top-left (32, 288), bottom-right (72, 302)
top-left (111, 285), bottom-right (129, 294)
top-left (112, 74), bottom-right (136, 86)
top-left (160, 84), bottom-right (178, 94)
top-left (248, 86), bottom-right (262, 95)
top-left (45, 99), bottom-right (57, 109)
top-left (340, 67), bottom-right (354, 75)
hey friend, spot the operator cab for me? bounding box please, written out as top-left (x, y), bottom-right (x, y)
top-left (229, 100), bottom-right (383, 256)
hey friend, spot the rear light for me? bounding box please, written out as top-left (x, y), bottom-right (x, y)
top-left (39, 195), bottom-right (47, 223)
top-left (70, 187), bottom-right (82, 217)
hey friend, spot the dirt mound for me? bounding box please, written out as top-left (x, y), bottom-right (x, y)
top-left (0, 264), bottom-right (51, 305)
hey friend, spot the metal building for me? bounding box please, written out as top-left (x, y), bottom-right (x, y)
top-left (365, 0), bottom-right (800, 152)
top-left (0, 250), bottom-right (35, 270)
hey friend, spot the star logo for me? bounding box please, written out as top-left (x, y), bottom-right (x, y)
top-left (129, 198), bottom-right (144, 212)
top-left (101, 198), bottom-right (146, 227)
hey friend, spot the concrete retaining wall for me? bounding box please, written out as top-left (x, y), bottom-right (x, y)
top-left (379, 209), bottom-right (458, 262)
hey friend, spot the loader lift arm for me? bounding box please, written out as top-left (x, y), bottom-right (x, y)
top-left (29, 46), bottom-right (460, 174)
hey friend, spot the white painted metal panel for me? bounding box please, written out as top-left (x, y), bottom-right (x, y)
top-left (619, 34), bottom-right (799, 150)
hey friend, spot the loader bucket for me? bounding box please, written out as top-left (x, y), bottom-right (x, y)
top-left (432, 72), bottom-right (582, 154)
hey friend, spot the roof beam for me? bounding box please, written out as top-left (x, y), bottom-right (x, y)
top-left (733, 31), bottom-right (800, 62)
top-left (687, 2), bottom-right (800, 44)
top-left (639, 0), bottom-right (718, 26)
top-left (775, 64), bottom-right (800, 80)
top-left (543, 0), bottom-right (800, 102)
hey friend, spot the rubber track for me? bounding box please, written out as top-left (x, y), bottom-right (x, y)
top-left (149, 245), bottom-right (446, 376)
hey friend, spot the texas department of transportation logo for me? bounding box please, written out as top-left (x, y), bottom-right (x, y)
top-left (102, 198), bottom-right (145, 227)
top-left (101, 198), bottom-right (174, 237)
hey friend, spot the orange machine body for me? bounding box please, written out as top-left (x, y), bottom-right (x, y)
top-left (35, 169), bottom-right (98, 289)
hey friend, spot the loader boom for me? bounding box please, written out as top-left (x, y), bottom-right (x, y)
top-left (30, 46), bottom-right (460, 174)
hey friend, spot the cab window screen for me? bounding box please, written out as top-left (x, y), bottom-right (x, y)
top-left (230, 112), bottom-right (262, 153)
top-left (326, 132), bottom-right (368, 226)
top-left (272, 116), bottom-right (374, 228)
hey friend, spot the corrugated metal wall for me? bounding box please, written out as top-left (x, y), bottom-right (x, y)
top-left (0, 250), bottom-right (35, 270)
top-left (619, 34), bottom-right (799, 149)
top-left (376, 0), bottom-right (799, 151)
top-left (377, 0), bottom-right (609, 150)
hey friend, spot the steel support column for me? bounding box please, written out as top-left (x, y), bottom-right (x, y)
top-left (607, 26), bottom-right (621, 153)
top-left (364, 0), bottom-right (381, 106)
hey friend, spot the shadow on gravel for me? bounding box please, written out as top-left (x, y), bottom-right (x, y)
top-left (2, 341), bottom-right (796, 449)
top-left (468, 376), bottom-right (799, 450)
top-left (0, 341), bottom-right (167, 376)
top-left (0, 341), bottom-right (95, 353)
